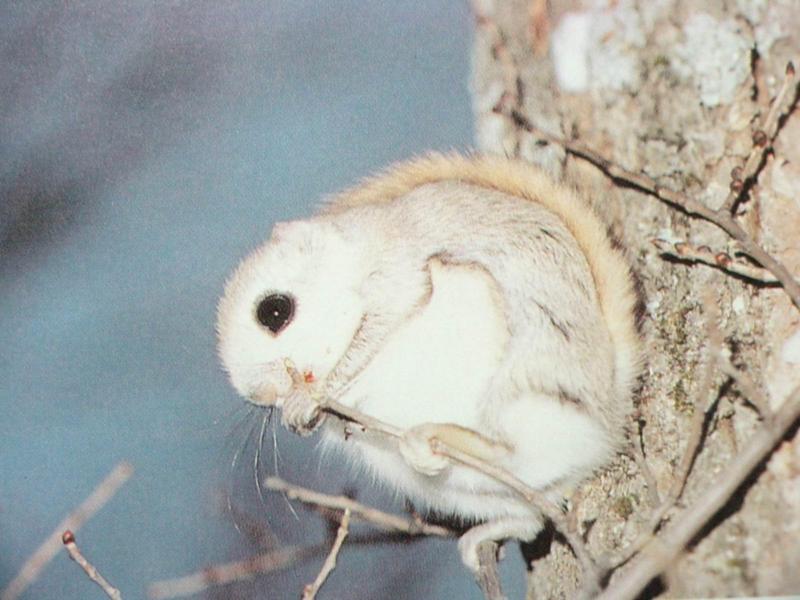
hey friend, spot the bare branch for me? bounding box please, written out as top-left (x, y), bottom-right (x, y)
top-left (147, 545), bottom-right (321, 600)
top-left (596, 383), bottom-right (800, 600)
top-left (720, 61), bottom-right (797, 213)
top-left (475, 541), bottom-right (507, 600)
top-left (268, 475), bottom-right (506, 598)
top-left (630, 423), bottom-right (661, 510)
top-left (1, 462), bottom-right (133, 600)
top-left (668, 294), bottom-right (725, 503)
top-left (652, 238), bottom-right (779, 284)
top-left (61, 531), bottom-right (122, 600)
top-left (265, 476), bottom-right (454, 538)
top-left (323, 400), bottom-right (404, 439)
top-left (566, 485), bottom-right (585, 537)
top-left (302, 509), bottom-right (351, 600)
top-left (717, 353), bottom-right (772, 418)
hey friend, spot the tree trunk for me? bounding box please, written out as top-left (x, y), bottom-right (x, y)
top-left (471, 1), bottom-right (800, 598)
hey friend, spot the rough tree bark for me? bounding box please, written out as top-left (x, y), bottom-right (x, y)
top-left (472, 1), bottom-right (800, 598)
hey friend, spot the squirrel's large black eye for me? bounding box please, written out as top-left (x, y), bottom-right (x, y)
top-left (255, 293), bottom-right (295, 334)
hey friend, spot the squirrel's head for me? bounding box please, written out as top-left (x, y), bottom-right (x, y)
top-left (216, 219), bottom-right (366, 405)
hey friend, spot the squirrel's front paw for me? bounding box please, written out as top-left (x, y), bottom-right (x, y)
top-left (280, 391), bottom-right (324, 436)
top-left (399, 424), bottom-right (452, 476)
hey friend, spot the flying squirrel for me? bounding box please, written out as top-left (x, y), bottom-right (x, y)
top-left (216, 153), bottom-right (643, 571)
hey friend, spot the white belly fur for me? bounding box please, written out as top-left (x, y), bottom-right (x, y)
top-left (348, 259), bottom-right (508, 430)
top-left (322, 260), bottom-right (537, 520)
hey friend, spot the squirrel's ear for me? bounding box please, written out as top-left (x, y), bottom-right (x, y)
top-left (270, 220), bottom-right (340, 242)
top-left (270, 220), bottom-right (304, 242)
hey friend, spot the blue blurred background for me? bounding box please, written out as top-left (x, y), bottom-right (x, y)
top-left (1, 2), bottom-right (527, 598)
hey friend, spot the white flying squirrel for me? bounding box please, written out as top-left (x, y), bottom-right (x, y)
top-left (216, 153), bottom-right (642, 571)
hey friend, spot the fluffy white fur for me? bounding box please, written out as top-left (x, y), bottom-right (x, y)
top-left (216, 153), bottom-right (642, 570)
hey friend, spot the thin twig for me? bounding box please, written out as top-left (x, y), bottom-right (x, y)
top-left (149, 527), bottom-right (426, 600)
top-left (302, 509), bottom-right (351, 600)
top-left (1, 462), bottom-right (134, 600)
top-left (61, 531), bottom-right (122, 600)
top-left (651, 239), bottom-right (778, 284)
top-left (717, 352), bottom-right (772, 419)
top-left (630, 427), bottom-right (661, 509)
top-left (595, 383), bottom-right (800, 600)
top-left (752, 49), bottom-right (772, 115)
top-left (566, 485), bottom-right (585, 536)
top-left (147, 544), bottom-right (322, 600)
top-left (720, 61), bottom-right (797, 213)
top-left (475, 541), bottom-right (507, 600)
top-left (324, 400), bottom-right (404, 439)
top-left (271, 473), bottom-right (499, 600)
top-left (265, 476), bottom-right (453, 538)
top-left (669, 294), bottom-right (725, 503)
top-left (496, 101), bottom-right (800, 312)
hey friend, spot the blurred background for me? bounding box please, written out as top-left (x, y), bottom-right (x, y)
top-left (1, 1), bottom-right (529, 598)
